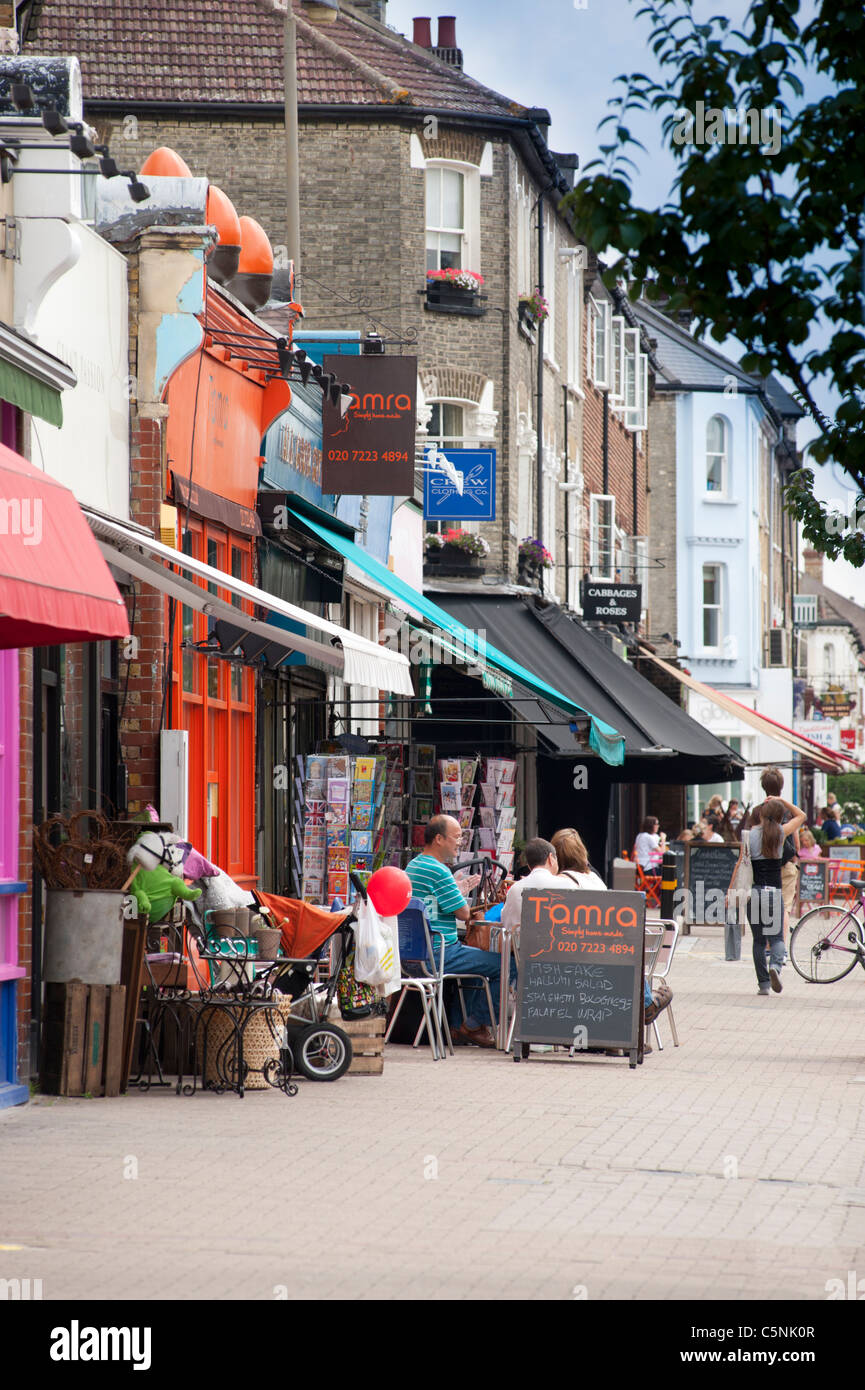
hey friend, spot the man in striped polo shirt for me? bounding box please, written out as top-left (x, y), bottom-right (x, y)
top-left (406, 814), bottom-right (509, 1048)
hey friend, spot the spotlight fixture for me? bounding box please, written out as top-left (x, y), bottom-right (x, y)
top-left (311, 363), bottom-right (324, 382)
top-left (41, 107), bottom-right (68, 137)
top-left (362, 331), bottom-right (384, 355)
top-left (276, 338), bottom-right (292, 375)
top-left (127, 174), bottom-right (151, 203)
top-left (298, 360), bottom-right (313, 387)
top-left (11, 83), bottom-right (35, 112)
top-left (99, 155), bottom-right (121, 179)
top-left (68, 124), bottom-right (96, 159)
top-left (328, 379), bottom-right (342, 407)
top-left (293, 348), bottom-right (307, 363)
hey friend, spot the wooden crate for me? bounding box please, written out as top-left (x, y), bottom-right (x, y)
top-left (41, 982), bottom-right (126, 1097)
top-left (342, 1015), bottom-right (385, 1076)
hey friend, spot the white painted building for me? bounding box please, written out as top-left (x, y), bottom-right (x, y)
top-left (636, 301), bottom-right (804, 816)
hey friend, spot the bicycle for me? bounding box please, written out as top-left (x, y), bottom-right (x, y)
top-left (789, 876), bottom-right (865, 982)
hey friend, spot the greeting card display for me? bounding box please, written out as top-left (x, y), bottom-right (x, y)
top-left (439, 782), bottom-right (461, 812)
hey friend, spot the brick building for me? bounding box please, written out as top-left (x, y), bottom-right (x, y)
top-left (22, 0), bottom-right (653, 613)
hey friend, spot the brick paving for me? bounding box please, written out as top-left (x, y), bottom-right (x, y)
top-left (2, 933), bottom-right (864, 1301)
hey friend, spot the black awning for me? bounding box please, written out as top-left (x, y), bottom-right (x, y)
top-left (434, 593), bottom-right (745, 784)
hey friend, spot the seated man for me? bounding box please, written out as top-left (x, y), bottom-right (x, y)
top-left (501, 837), bottom-right (562, 932)
top-left (406, 814), bottom-right (514, 1049)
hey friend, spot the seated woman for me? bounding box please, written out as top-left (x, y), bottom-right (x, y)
top-left (634, 815), bottom-right (665, 870)
top-left (551, 827), bottom-right (606, 889)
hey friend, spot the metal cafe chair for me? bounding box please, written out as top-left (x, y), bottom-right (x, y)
top-left (645, 917), bottom-right (681, 1050)
top-left (828, 858), bottom-right (861, 907)
top-left (388, 899), bottom-right (448, 1061)
top-left (635, 861), bottom-right (662, 911)
top-left (643, 922), bottom-right (666, 1054)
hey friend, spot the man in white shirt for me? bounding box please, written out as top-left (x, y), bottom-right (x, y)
top-left (501, 838), bottom-right (564, 932)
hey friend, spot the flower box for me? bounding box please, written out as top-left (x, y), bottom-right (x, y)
top-left (425, 270), bottom-right (487, 317)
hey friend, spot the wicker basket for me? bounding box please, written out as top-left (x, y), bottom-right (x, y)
top-left (200, 1000), bottom-right (292, 1091)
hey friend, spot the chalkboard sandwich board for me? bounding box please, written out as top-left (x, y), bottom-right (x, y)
top-left (797, 858), bottom-right (828, 911)
top-left (513, 889), bottom-right (646, 1069)
top-left (685, 843), bottom-right (740, 926)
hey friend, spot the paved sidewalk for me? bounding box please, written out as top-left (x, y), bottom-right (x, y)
top-left (2, 934), bottom-right (864, 1301)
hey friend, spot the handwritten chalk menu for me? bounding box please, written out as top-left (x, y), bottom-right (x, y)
top-left (514, 890), bottom-right (646, 1067)
top-left (686, 844), bottom-right (740, 922)
top-left (798, 859), bottom-right (827, 908)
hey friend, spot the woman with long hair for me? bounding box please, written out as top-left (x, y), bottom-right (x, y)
top-left (550, 827), bottom-right (606, 889)
top-left (729, 796), bottom-right (806, 995)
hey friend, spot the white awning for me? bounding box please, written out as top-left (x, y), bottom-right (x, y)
top-left (85, 510), bottom-right (413, 697)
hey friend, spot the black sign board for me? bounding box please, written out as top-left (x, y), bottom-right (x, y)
top-left (581, 581), bottom-right (642, 623)
top-left (686, 843), bottom-right (740, 923)
top-left (322, 355), bottom-right (416, 495)
top-left (798, 858), bottom-right (827, 909)
top-left (513, 890), bottom-right (646, 1068)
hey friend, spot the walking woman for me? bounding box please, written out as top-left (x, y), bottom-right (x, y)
top-left (729, 797), bottom-right (806, 995)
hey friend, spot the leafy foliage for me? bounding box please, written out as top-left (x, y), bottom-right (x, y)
top-left (562, 0), bottom-right (865, 557)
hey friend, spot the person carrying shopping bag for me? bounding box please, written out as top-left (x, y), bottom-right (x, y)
top-left (728, 796), bottom-right (806, 995)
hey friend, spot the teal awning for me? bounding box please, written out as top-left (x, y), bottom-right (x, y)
top-left (284, 505), bottom-right (625, 766)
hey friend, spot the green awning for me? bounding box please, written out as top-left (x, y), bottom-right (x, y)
top-left (0, 356), bottom-right (63, 428)
top-left (285, 504), bottom-right (625, 766)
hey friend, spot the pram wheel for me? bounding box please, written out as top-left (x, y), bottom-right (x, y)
top-left (294, 1023), bottom-right (352, 1081)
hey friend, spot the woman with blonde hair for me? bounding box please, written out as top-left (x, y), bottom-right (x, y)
top-left (551, 828), bottom-right (606, 890)
top-left (728, 794), bottom-right (806, 996)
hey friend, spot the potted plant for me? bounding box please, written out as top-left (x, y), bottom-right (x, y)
top-left (518, 289), bottom-right (550, 335)
top-left (426, 268), bottom-right (486, 313)
top-left (517, 536), bottom-right (554, 584)
top-left (425, 529), bottom-right (490, 574)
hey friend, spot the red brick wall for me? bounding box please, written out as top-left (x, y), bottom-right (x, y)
top-left (123, 414), bottom-right (165, 817)
top-left (581, 378), bottom-right (647, 538)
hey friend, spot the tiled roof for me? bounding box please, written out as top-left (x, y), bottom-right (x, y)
top-left (25, 0), bottom-right (524, 115)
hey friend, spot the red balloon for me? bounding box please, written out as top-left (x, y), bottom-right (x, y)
top-left (366, 866), bottom-right (412, 917)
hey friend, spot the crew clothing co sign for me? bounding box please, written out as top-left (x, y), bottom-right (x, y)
top-left (322, 355), bottom-right (416, 495)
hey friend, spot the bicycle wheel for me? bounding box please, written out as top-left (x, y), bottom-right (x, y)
top-left (790, 906), bottom-right (861, 982)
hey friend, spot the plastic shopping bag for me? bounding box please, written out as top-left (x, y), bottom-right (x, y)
top-left (375, 915), bottom-right (401, 997)
top-left (353, 897), bottom-right (395, 987)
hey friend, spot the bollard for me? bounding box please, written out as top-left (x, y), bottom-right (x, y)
top-left (660, 849), bottom-right (677, 921)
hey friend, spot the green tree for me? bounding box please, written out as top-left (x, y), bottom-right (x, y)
top-left (563, 0), bottom-right (865, 562)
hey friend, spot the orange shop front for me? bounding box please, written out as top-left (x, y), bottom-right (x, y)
top-left (163, 320), bottom-right (290, 888)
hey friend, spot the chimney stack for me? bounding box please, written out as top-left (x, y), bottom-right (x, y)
top-left (432, 14), bottom-right (462, 67)
top-left (437, 15), bottom-right (457, 47)
top-left (413, 16), bottom-right (432, 47)
top-left (802, 548), bottom-right (824, 583)
top-left (349, 1), bottom-right (387, 22)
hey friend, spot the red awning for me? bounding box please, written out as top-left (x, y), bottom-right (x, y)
top-left (0, 445), bottom-right (129, 649)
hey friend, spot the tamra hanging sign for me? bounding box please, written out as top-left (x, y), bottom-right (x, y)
top-left (322, 355), bottom-right (416, 495)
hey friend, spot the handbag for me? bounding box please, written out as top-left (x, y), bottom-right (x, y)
top-left (462, 859), bottom-right (508, 951)
top-left (465, 914), bottom-right (492, 951)
top-left (729, 831), bottom-right (753, 924)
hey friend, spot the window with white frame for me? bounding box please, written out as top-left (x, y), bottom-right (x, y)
top-left (823, 642), bottom-right (835, 678)
top-left (426, 163), bottom-right (481, 272)
top-left (544, 218), bottom-right (557, 360)
top-left (622, 327), bottom-right (640, 426)
top-left (566, 260), bottom-right (582, 388)
top-left (587, 296), bottom-right (611, 387)
top-left (636, 351), bottom-right (648, 431)
top-left (702, 563), bottom-right (723, 649)
top-left (706, 415), bottom-right (729, 495)
top-left (516, 174), bottom-right (532, 294)
top-left (424, 401), bottom-right (482, 537)
top-left (609, 315), bottom-right (625, 404)
top-left (589, 494), bottom-right (616, 579)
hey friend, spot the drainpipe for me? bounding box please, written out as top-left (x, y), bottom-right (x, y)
top-left (563, 384), bottom-right (569, 604)
top-left (536, 192), bottom-right (545, 595)
top-left (632, 427), bottom-right (638, 576)
top-left (602, 388), bottom-right (609, 495)
top-left (535, 179), bottom-right (556, 597)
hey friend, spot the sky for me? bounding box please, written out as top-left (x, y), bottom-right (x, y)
top-left (384, 0), bottom-right (863, 603)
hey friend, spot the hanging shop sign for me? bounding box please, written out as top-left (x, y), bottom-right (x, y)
top-left (321, 355), bottom-right (416, 495)
top-left (581, 581), bottom-right (642, 623)
top-left (423, 448), bottom-right (496, 521)
top-left (820, 685), bottom-right (856, 720)
top-left (840, 729), bottom-right (856, 752)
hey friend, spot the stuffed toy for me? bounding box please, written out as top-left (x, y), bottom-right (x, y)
top-left (127, 830), bottom-right (202, 924)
